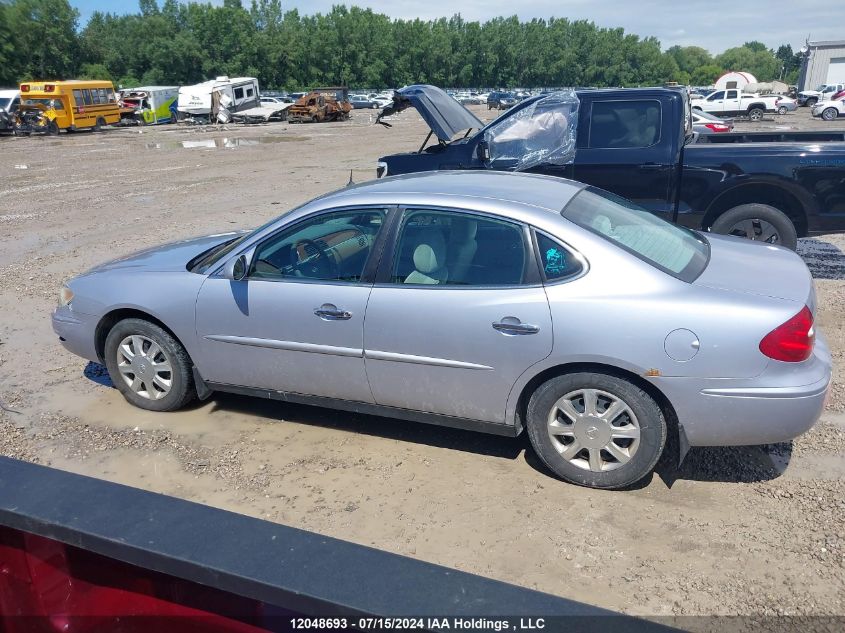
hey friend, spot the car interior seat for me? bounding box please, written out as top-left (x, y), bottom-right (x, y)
top-left (404, 229), bottom-right (448, 284)
top-left (447, 219), bottom-right (478, 282)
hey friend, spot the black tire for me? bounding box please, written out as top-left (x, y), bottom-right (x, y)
top-left (104, 318), bottom-right (196, 412)
top-left (777, 105), bottom-right (788, 115)
top-left (526, 372), bottom-right (667, 489)
top-left (46, 120), bottom-right (59, 135)
top-left (747, 107), bottom-right (764, 121)
top-left (806, 97), bottom-right (818, 108)
top-left (94, 116), bottom-right (106, 132)
top-left (822, 107), bottom-right (839, 121)
top-left (710, 203), bottom-right (798, 250)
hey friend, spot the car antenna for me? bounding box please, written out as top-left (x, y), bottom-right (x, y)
top-left (347, 170), bottom-right (355, 186)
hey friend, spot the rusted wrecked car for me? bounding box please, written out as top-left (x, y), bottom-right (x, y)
top-left (288, 86), bottom-right (352, 123)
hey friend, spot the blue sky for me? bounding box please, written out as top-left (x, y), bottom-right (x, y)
top-left (70, 1), bottom-right (845, 54)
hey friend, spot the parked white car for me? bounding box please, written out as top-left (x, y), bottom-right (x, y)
top-left (694, 90), bottom-right (778, 121)
top-left (812, 98), bottom-right (845, 121)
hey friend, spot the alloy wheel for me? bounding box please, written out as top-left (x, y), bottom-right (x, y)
top-left (726, 218), bottom-right (781, 243)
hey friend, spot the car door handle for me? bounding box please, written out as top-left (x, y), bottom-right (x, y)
top-left (314, 304), bottom-right (352, 321)
top-left (492, 318), bottom-right (540, 335)
top-left (639, 163), bottom-right (663, 170)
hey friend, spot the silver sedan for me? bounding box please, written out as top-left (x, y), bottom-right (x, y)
top-left (52, 171), bottom-right (831, 489)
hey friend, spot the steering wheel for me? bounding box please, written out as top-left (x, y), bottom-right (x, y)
top-left (292, 238), bottom-right (339, 278)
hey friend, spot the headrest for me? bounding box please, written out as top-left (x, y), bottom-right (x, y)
top-left (413, 230), bottom-right (447, 274)
top-left (450, 219), bottom-right (477, 242)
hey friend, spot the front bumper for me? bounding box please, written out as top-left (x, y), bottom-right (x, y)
top-left (51, 306), bottom-right (100, 364)
top-left (654, 337), bottom-right (832, 447)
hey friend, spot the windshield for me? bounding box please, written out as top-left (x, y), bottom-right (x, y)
top-left (23, 98), bottom-right (64, 110)
top-left (0, 98), bottom-right (10, 111)
top-left (562, 187), bottom-right (710, 282)
top-left (190, 214), bottom-right (285, 274)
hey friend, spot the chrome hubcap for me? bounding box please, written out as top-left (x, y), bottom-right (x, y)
top-left (547, 389), bottom-right (640, 472)
top-left (726, 219), bottom-right (780, 244)
top-left (116, 335), bottom-right (172, 400)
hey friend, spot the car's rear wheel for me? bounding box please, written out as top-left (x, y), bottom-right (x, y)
top-left (710, 203), bottom-right (798, 250)
top-left (777, 105), bottom-right (788, 115)
top-left (526, 372), bottom-right (666, 489)
top-left (822, 107), bottom-right (839, 121)
top-left (104, 318), bottom-right (195, 412)
top-left (747, 107), bottom-right (765, 121)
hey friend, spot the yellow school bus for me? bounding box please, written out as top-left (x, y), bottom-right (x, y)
top-left (19, 80), bottom-right (121, 131)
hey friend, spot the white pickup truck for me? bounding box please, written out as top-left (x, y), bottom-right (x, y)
top-left (692, 89), bottom-right (780, 121)
top-left (798, 83), bottom-right (845, 107)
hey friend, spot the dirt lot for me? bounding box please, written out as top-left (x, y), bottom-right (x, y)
top-left (1, 105), bottom-right (844, 622)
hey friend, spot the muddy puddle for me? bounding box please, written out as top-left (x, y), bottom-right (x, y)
top-left (145, 136), bottom-right (308, 150)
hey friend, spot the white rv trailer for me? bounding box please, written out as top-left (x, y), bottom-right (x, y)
top-left (177, 76), bottom-right (260, 122)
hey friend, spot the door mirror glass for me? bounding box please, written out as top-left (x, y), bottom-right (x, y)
top-left (224, 254), bottom-right (249, 281)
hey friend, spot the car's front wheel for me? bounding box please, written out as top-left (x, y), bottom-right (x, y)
top-left (822, 107), bottom-right (839, 121)
top-left (526, 372), bottom-right (667, 489)
top-left (104, 318), bottom-right (196, 412)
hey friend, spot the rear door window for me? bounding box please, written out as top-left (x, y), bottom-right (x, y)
top-left (391, 210), bottom-right (527, 286)
top-left (234, 87), bottom-right (244, 100)
top-left (588, 100), bottom-right (661, 148)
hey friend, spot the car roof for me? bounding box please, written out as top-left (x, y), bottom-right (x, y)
top-left (315, 171), bottom-right (585, 214)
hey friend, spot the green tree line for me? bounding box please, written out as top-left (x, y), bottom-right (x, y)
top-left (0, 0), bottom-right (803, 90)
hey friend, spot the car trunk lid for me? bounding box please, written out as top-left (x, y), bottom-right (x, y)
top-left (694, 233), bottom-right (814, 309)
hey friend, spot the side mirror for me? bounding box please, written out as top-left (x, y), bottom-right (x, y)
top-left (477, 140), bottom-right (490, 162)
top-left (223, 254), bottom-right (249, 281)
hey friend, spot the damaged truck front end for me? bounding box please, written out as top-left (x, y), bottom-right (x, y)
top-left (375, 85), bottom-right (579, 178)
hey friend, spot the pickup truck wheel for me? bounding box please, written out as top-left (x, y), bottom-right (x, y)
top-left (806, 97), bottom-right (818, 107)
top-left (710, 203), bottom-right (798, 250)
top-left (104, 318), bottom-right (196, 412)
top-left (526, 372), bottom-right (666, 489)
top-left (747, 107), bottom-right (765, 121)
top-left (822, 107), bottom-right (839, 121)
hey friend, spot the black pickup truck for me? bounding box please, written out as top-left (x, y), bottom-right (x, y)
top-left (376, 86), bottom-right (845, 249)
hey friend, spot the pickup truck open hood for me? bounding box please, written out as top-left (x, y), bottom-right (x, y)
top-left (381, 85), bottom-right (482, 142)
top-left (694, 233), bottom-right (813, 306)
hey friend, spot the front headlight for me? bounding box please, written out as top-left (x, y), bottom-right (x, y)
top-left (59, 285), bottom-right (74, 307)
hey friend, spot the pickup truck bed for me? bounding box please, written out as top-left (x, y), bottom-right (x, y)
top-left (697, 130), bottom-right (845, 143)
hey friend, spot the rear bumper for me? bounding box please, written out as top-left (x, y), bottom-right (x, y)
top-left (52, 306), bottom-right (100, 364)
top-left (655, 338), bottom-right (832, 446)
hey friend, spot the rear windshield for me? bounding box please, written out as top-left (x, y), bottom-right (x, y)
top-left (562, 187), bottom-right (709, 282)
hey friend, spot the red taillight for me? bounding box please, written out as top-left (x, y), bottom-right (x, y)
top-left (759, 306), bottom-right (814, 362)
top-left (44, 84), bottom-right (55, 92)
top-left (20, 84), bottom-right (29, 93)
top-left (705, 123), bottom-right (730, 132)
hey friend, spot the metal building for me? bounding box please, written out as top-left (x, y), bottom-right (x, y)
top-left (798, 40), bottom-right (845, 91)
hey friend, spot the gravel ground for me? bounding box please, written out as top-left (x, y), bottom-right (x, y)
top-left (0, 105), bottom-right (844, 622)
